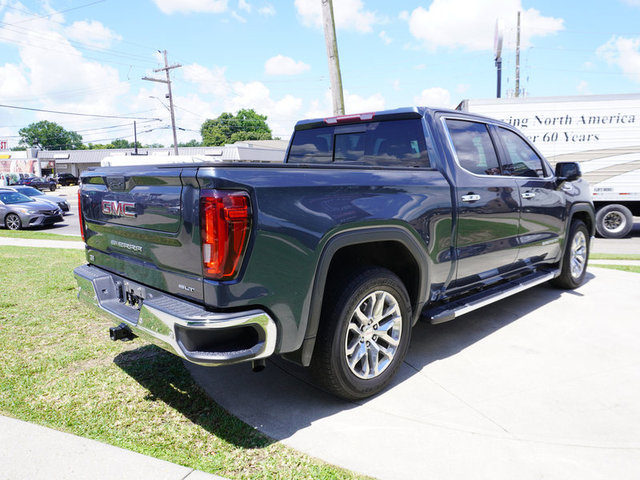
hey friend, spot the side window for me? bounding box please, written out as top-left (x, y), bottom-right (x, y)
top-left (496, 127), bottom-right (546, 178)
top-left (288, 127), bottom-right (333, 163)
top-left (365, 120), bottom-right (430, 168)
top-left (446, 119), bottom-right (501, 175)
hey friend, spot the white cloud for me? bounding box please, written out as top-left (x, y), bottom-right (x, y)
top-left (0, 64), bottom-right (28, 98)
top-left (153, 0), bottom-right (228, 15)
top-left (407, 0), bottom-right (563, 51)
top-left (181, 63), bottom-right (304, 139)
top-left (0, 8), bottom-right (129, 114)
top-left (379, 31), bottom-right (392, 45)
top-left (413, 88), bottom-right (452, 108)
top-left (182, 64), bottom-right (231, 97)
top-left (231, 11), bottom-right (247, 22)
top-left (66, 20), bottom-right (122, 49)
top-left (259, 4), bottom-right (275, 16)
top-left (294, 0), bottom-right (379, 33)
top-left (597, 36), bottom-right (640, 83)
top-left (238, 0), bottom-right (251, 13)
top-left (264, 55), bottom-right (310, 75)
top-left (345, 91), bottom-right (385, 113)
top-left (576, 81), bottom-right (591, 95)
top-left (305, 89), bottom-right (386, 118)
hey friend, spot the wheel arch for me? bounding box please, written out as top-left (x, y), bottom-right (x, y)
top-left (554, 203), bottom-right (594, 274)
top-left (285, 226), bottom-right (429, 367)
top-left (568, 203), bottom-right (595, 237)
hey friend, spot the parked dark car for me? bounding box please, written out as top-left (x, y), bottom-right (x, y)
top-left (18, 176), bottom-right (57, 191)
top-left (5, 186), bottom-right (70, 214)
top-left (57, 173), bottom-right (79, 186)
top-left (0, 189), bottom-right (64, 230)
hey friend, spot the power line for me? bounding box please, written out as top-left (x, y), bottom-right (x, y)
top-left (74, 120), bottom-right (157, 134)
top-left (0, 1), bottom-right (107, 26)
top-left (0, 103), bottom-right (161, 120)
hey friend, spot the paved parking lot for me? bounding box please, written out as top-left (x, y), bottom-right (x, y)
top-left (189, 266), bottom-right (640, 480)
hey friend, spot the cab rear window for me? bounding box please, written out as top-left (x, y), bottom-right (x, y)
top-left (287, 119), bottom-right (431, 168)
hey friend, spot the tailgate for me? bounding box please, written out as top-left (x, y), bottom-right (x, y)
top-left (80, 166), bottom-right (204, 302)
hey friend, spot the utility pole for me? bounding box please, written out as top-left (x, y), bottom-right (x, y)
top-left (321, 0), bottom-right (345, 115)
top-left (515, 11), bottom-right (521, 98)
top-left (133, 121), bottom-right (138, 155)
top-left (142, 50), bottom-right (181, 155)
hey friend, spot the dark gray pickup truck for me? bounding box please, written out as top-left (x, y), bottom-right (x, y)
top-left (74, 107), bottom-right (594, 399)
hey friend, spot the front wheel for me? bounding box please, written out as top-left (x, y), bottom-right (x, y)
top-left (5, 213), bottom-right (22, 230)
top-left (551, 219), bottom-right (589, 289)
top-left (310, 267), bottom-right (412, 400)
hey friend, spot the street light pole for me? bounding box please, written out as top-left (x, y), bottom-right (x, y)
top-left (142, 50), bottom-right (182, 155)
top-left (494, 20), bottom-right (503, 98)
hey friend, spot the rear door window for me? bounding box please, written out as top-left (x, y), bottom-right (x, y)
top-left (287, 126), bottom-right (334, 163)
top-left (288, 119), bottom-right (430, 168)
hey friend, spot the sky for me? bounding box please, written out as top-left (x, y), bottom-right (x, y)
top-left (1, 0), bottom-right (640, 149)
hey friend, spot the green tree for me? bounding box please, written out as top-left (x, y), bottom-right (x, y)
top-left (178, 139), bottom-right (203, 147)
top-left (87, 139), bottom-right (150, 150)
top-left (201, 109), bottom-right (272, 146)
top-left (109, 139), bottom-right (135, 149)
top-left (18, 120), bottom-right (83, 150)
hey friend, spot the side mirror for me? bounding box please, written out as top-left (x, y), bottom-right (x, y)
top-left (555, 162), bottom-right (581, 184)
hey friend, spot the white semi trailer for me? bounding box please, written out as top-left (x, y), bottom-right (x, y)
top-left (458, 94), bottom-right (640, 238)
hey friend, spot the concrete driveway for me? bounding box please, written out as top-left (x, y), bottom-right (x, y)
top-left (188, 266), bottom-right (640, 480)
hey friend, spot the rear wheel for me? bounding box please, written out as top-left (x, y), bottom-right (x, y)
top-left (5, 213), bottom-right (22, 230)
top-left (595, 204), bottom-right (633, 238)
top-left (310, 267), bottom-right (412, 400)
top-left (551, 219), bottom-right (589, 289)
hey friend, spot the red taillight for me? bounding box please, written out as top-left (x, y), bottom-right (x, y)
top-left (200, 190), bottom-right (251, 280)
top-left (78, 189), bottom-right (85, 242)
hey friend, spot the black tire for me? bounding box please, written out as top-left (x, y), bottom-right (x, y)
top-left (595, 204), bottom-right (633, 238)
top-left (551, 219), bottom-right (589, 289)
top-left (310, 267), bottom-right (412, 400)
top-left (49, 184), bottom-right (56, 191)
top-left (5, 213), bottom-right (22, 231)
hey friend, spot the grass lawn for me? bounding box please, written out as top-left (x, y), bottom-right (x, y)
top-left (0, 229), bottom-right (82, 241)
top-left (0, 246), bottom-right (364, 479)
top-left (590, 253), bottom-right (640, 261)
top-left (589, 264), bottom-right (640, 274)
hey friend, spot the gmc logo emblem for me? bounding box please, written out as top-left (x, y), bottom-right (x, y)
top-left (102, 200), bottom-right (136, 217)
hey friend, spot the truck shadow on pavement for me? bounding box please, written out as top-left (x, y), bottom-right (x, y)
top-left (181, 273), bottom-right (595, 441)
top-left (113, 274), bottom-right (596, 444)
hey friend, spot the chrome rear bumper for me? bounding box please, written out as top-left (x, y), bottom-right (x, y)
top-left (74, 264), bottom-right (277, 366)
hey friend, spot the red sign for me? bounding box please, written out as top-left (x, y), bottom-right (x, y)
top-left (0, 141), bottom-right (7, 150)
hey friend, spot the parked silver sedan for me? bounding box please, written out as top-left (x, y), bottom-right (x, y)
top-left (0, 189), bottom-right (64, 230)
top-left (4, 185), bottom-right (70, 214)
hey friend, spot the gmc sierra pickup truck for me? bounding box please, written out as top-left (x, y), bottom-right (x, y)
top-left (74, 107), bottom-right (595, 400)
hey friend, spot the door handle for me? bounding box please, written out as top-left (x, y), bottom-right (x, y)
top-left (521, 192), bottom-right (536, 199)
top-left (461, 194), bottom-right (481, 202)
